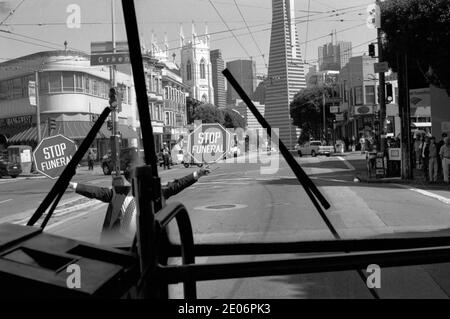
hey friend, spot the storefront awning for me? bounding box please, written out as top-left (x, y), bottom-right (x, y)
top-left (8, 121), bottom-right (108, 144)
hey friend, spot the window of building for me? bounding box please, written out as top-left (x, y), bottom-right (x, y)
top-left (62, 72), bottom-right (74, 92)
top-left (12, 78), bottom-right (22, 98)
top-left (202, 94), bottom-right (207, 103)
top-left (39, 73), bottom-right (49, 93)
top-left (165, 112), bottom-right (170, 125)
top-left (49, 72), bottom-right (62, 92)
top-left (200, 59), bottom-right (206, 79)
top-left (187, 60), bottom-right (192, 81)
top-left (365, 85), bottom-right (375, 105)
top-left (22, 75), bottom-right (33, 97)
top-left (0, 81), bottom-right (8, 100)
top-left (354, 86), bottom-right (363, 105)
top-left (75, 73), bottom-right (83, 92)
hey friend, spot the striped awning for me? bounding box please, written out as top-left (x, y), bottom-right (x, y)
top-left (8, 121), bottom-right (109, 144)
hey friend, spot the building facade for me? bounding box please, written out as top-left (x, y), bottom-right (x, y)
top-left (210, 49), bottom-right (226, 108)
top-left (180, 24), bottom-right (214, 105)
top-left (265, 0), bottom-right (306, 149)
top-left (318, 41), bottom-right (352, 71)
top-left (226, 59), bottom-right (257, 104)
top-left (337, 55), bottom-right (399, 142)
top-left (0, 50), bottom-right (136, 159)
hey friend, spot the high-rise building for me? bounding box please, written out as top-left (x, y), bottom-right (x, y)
top-left (210, 49), bottom-right (226, 108)
top-left (180, 23), bottom-right (214, 104)
top-left (318, 41), bottom-right (352, 71)
top-left (226, 59), bottom-right (256, 104)
top-left (265, 0), bottom-right (306, 149)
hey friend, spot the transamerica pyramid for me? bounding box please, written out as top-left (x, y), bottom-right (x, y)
top-left (265, 0), bottom-right (306, 149)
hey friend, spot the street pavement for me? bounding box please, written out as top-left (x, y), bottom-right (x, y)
top-left (1, 152), bottom-right (450, 298)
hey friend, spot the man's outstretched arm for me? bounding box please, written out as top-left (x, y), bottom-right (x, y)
top-left (69, 182), bottom-right (114, 203)
top-left (162, 168), bottom-right (210, 199)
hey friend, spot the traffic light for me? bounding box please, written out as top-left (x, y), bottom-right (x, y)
top-left (48, 118), bottom-right (56, 131)
top-left (368, 43), bottom-right (376, 58)
top-left (107, 120), bottom-right (113, 131)
top-left (109, 87), bottom-right (117, 108)
top-left (385, 83), bottom-right (393, 104)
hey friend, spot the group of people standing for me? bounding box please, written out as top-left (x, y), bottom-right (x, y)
top-left (414, 132), bottom-right (450, 183)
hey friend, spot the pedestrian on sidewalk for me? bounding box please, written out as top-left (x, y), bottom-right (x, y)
top-left (440, 137), bottom-right (450, 183)
top-left (428, 136), bottom-right (438, 182)
top-left (68, 166), bottom-right (211, 243)
top-left (437, 132), bottom-right (447, 180)
top-left (421, 136), bottom-right (430, 181)
top-left (161, 142), bottom-right (171, 170)
top-left (414, 134), bottom-right (422, 169)
top-left (87, 149), bottom-right (95, 171)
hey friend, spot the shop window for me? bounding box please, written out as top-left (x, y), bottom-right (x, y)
top-left (62, 72), bottom-right (75, 92)
top-left (49, 72), bottom-right (62, 92)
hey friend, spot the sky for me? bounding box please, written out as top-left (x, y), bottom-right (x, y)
top-left (0, 0), bottom-right (377, 75)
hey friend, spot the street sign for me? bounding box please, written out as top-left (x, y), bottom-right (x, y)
top-left (90, 53), bottom-right (130, 66)
top-left (330, 106), bottom-right (339, 113)
top-left (28, 81), bottom-right (36, 106)
top-left (335, 113), bottom-right (344, 121)
top-left (33, 134), bottom-right (77, 179)
top-left (374, 62), bottom-right (389, 73)
top-left (91, 41), bottom-right (129, 53)
top-left (187, 123), bottom-right (231, 164)
top-left (90, 41), bottom-right (130, 66)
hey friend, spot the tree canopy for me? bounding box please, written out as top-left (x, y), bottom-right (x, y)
top-left (290, 86), bottom-right (337, 144)
top-left (192, 103), bottom-right (224, 124)
top-left (222, 108), bottom-right (245, 129)
top-left (381, 0), bottom-right (450, 93)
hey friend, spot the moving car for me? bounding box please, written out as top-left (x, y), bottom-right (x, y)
top-left (0, 151), bottom-right (22, 178)
top-left (295, 140), bottom-right (335, 157)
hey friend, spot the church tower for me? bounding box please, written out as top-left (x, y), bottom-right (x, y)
top-left (180, 22), bottom-right (214, 104)
top-left (265, 0), bottom-right (306, 149)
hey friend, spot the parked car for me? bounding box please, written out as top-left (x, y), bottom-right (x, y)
top-left (101, 147), bottom-right (144, 175)
top-left (0, 151), bottom-right (22, 178)
top-left (295, 140), bottom-right (334, 157)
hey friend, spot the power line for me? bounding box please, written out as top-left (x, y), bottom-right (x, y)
top-left (233, 0), bottom-right (267, 69)
top-left (0, 0), bottom-right (26, 26)
top-left (208, 0), bottom-right (251, 59)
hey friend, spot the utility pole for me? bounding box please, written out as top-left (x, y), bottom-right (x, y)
top-left (323, 91), bottom-right (326, 141)
top-left (398, 52), bottom-right (413, 179)
top-left (34, 70), bottom-right (41, 144)
top-left (376, 0), bottom-right (386, 154)
top-left (109, 0), bottom-right (124, 187)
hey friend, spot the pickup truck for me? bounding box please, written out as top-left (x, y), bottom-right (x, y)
top-left (295, 141), bottom-right (335, 157)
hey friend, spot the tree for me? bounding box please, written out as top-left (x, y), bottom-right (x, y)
top-left (222, 108), bottom-right (245, 129)
top-left (290, 86), bottom-right (337, 144)
top-left (381, 0), bottom-right (450, 94)
top-left (186, 97), bottom-right (202, 124)
top-left (192, 103), bottom-right (224, 124)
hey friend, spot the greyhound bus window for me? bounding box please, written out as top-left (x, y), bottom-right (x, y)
top-left (1, 0), bottom-right (449, 300)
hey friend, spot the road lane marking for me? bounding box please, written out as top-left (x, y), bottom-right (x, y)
top-left (0, 199), bottom-right (12, 204)
top-left (337, 156), bottom-right (356, 170)
top-left (394, 184), bottom-right (450, 205)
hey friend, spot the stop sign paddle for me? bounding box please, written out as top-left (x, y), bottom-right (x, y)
top-left (33, 134), bottom-right (77, 179)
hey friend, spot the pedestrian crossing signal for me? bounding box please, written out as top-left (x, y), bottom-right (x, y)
top-left (107, 120), bottom-right (113, 131)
